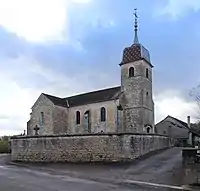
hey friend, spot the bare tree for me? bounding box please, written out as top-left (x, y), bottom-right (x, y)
top-left (190, 85), bottom-right (200, 124)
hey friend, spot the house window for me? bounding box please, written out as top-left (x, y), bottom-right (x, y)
top-left (146, 92), bottom-right (148, 96)
top-left (100, 107), bottom-right (106, 122)
top-left (76, 111), bottom-right (80, 124)
top-left (40, 112), bottom-right (44, 126)
top-left (146, 68), bottom-right (149, 78)
top-left (129, 67), bottom-right (134, 77)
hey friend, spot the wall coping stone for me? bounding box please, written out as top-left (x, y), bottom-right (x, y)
top-left (10, 132), bottom-right (170, 140)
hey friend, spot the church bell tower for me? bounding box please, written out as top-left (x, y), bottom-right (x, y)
top-left (119, 9), bottom-right (154, 133)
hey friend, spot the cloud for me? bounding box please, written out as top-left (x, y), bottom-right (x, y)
top-left (155, 0), bottom-right (200, 19)
top-left (0, 71), bottom-right (33, 136)
top-left (73, 0), bottom-right (91, 3)
top-left (0, 0), bottom-right (68, 42)
top-left (0, 53), bottom-right (117, 136)
top-left (0, 56), bottom-right (76, 135)
top-left (0, 0), bottom-right (199, 136)
top-left (154, 89), bottom-right (198, 123)
top-left (0, 50), bottom-right (198, 135)
top-left (0, 0), bottom-right (97, 43)
top-left (0, 0), bottom-right (92, 43)
top-left (0, 0), bottom-right (117, 52)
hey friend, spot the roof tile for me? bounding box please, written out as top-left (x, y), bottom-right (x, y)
top-left (43, 86), bottom-right (121, 108)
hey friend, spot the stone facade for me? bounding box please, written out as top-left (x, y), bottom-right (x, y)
top-left (28, 97), bottom-right (124, 135)
top-left (11, 133), bottom-right (173, 163)
top-left (120, 60), bottom-right (154, 133)
top-left (155, 116), bottom-right (189, 138)
top-left (26, 25), bottom-right (155, 136)
top-left (28, 94), bottom-right (69, 136)
top-left (52, 105), bottom-right (68, 134)
top-left (13, 15), bottom-right (164, 163)
top-left (28, 94), bottom-right (55, 135)
top-left (27, 57), bottom-right (154, 136)
top-left (69, 100), bottom-right (121, 134)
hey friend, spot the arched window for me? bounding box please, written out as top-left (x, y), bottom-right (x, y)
top-left (40, 112), bottom-right (44, 126)
top-left (76, 111), bottom-right (80, 124)
top-left (146, 68), bottom-right (149, 78)
top-left (100, 107), bottom-right (106, 122)
top-left (147, 127), bottom-right (150, 133)
top-left (129, 67), bottom-right (134, 77)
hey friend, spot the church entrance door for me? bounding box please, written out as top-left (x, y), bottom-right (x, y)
top-left (84, 110), bottom-right (91, 133)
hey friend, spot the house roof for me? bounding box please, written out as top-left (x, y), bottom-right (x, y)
top-left (167, 116), bottom-right (199, 130)
top-left (42, 93), bottom-right (69, 107)
top-left (168, 115), bottom-right (188, 128)
top-left (155, 115), bottom-right (188, 129)
top-left (119, 44), bottom-right (153, 67)
top-left (66, 86), bottom-right (121, 107)
top-left (190, 128), bottom-right (200, 137)
top-left (43, 86), bottom-right (121, 108)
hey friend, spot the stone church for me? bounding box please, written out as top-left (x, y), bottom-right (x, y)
top-left (27, 13), bottom-right (155, 136)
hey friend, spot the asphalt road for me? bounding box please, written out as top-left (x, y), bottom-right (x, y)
top-left (0, 148), bottom-right (194, 191)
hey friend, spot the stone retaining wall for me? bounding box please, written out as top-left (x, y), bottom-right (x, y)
top-left (10, 133), bottom-right (174, 162)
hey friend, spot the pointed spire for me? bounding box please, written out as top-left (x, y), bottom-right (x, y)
top-left (134, 8), bottom-right (139, 44)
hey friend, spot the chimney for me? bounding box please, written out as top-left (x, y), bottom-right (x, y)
top-left (187, 116), bottom-right (191, 129)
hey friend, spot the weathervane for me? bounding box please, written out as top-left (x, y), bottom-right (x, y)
top-left (133, 8), bottom-right (139, 44)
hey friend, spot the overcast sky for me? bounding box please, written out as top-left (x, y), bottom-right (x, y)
top-left (0, 0), bottom-right (200, 135)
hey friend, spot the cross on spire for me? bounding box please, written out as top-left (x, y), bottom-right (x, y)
top-left (134, 8), bottom-right (139, 44)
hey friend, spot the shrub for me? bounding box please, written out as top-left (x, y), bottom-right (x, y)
top-left (0, 139), bottom-right (10, 153)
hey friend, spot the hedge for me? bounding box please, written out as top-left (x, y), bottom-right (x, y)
top-left (0, 138), bottom-right (10, 153)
